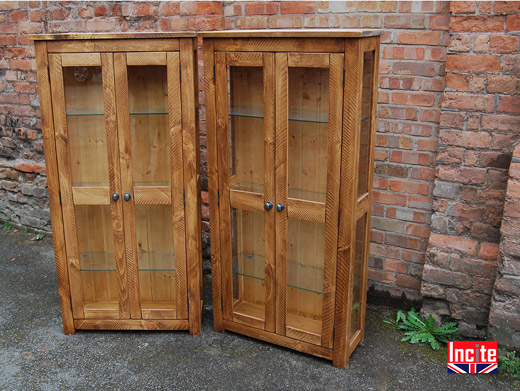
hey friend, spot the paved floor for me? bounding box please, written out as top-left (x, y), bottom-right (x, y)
top-left (0, 229), bottom-right (516, 390)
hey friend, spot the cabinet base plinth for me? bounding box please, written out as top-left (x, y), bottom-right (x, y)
top-left (74, 319), bottom-right (189, 331)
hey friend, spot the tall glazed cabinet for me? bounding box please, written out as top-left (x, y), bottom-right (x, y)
top-left (202, 30), bottom-right (380, 367)
top-left (31, 33), bottom-right (202, 334)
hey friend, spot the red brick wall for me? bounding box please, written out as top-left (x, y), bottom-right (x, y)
top-left (0, 1), bottom-right (519, 341)
top-left (489, 143), bottom-right (520, 348)
top-left (421, 1), bottom-right (520, 338)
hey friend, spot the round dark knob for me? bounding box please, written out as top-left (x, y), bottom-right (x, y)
top-left (265, 202), bottom-right (273, 211)
top-left (276, 203), bottom-right (285, 212)
top-left (112, 193), bottom-right (120, 202)
top-left (124, 193), bottom-right (132, 201)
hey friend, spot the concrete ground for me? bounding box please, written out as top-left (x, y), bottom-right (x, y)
top-left (0, 229), bottom-right (517, 391)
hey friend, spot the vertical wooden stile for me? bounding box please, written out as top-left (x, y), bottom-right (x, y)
top-left (180, 38), bottom-right (201, 335)
top-left (168, 50), bottom-right (189, 320)
top-left (204, 39), bottom-right (224, 332)
top-left (34, 42), bottom-right (75, 334)
top-left (274, 53), bottom-right (288, 336)
top-left (333, 39), bottom-right (363, 368)
top-left (321, 53), bottom-right (344, 348)
top-left (101, 53), bottom-right (129, 319)
top-left (48, 54), bottom-right (85, 320)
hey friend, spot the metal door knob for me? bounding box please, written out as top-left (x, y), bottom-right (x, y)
top-left (265, 202), bottom-right (273, 211)
top-left (276, 203), bottom-right (285, 212)
top-left (124, 193), bottom-right (132, 201)
top-left (112, 193), bottom-right (120, 202)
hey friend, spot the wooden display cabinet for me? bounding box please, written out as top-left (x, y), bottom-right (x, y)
top-left (31, 33), bottom-right (202, 334)
top-left (202, 30), bottom-right (380, 367)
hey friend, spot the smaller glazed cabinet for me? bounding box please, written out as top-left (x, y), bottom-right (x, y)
top-left (31, 33), bottom-right (202, 334)
top-left (202, 30), bottom-right (380, 368)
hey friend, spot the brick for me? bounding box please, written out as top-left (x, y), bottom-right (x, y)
top-left (396, 274), bottom-right (421, 290)
top-left (498, 96), bottom-right (520, 114)
top-left (502, 55), bottom-right (520, 74)
top-left (13, 160), bottom-right (45, 174)
top-left (281, 1), bottom-right (314, 14)
top-left (507, 15), bottom-right (520, 32)
top-left (371, 216), bottom-right (405, 233)
top-left (370, 243), bottom-right (402, 260)
top-left (180, 1), bottom-right (222, 15)
top-left (449, 1), bottom-right (478, 13)
top-left (440, 112), bottom-right (465, 128)
top-left (94, 5), bottom-right (107, 17)
top-left (417, 139), bottom-right (438, 152)
top-left (268, 15), bottom-right (302, 28)
top-left (245, 2), bottom-right (279, 15)
top-left (390, 150), bottom-right (431, 166)
top-left (455, 203), bottom-right (483, 219)
top-left (490, 35), bottom-right (519, 53)
top-left (317, 1), bottom-right (356, 13)
top-left (187, 15), bottom-right (223, 31)
top-left (430, 233), bottom-right (478, 255)
top-left (368, 269), bottom-right (396, 285)
top-left (389, 179), bottom-right (430, 195)
top-left (392, 92), bottom-right (434, 107)
top-left (495, 1), bottom-right (520, 14)
top-left (436, 166), bottom-right (487, 185)
top-left (86, 19), bottom-right (117, 32)
top-left (482, 114), bottom-right (520, 132)
top-left (437, 148), bottom-right (463, 164)
top-left (480, 151), bottom-right (511, 169)
top-left (424, 77), bottom-right (445, 91)
top-left (487, 75), bottom-right (517, 93)
top-left (396, 31), bottom-right (443, 46)
top-left (391, 122), bottom-right (433, 137)
top-left (384, 15), bottom-right (425, 29)
top-left (383, 46), bottom-right (425, 60)
top-left (372, 191), bottom-right (407, 207)
top-left (474, 34), bottom-right (489, 53)
top-left (9, 10), bottom-right (28, 23)
top-left (450, 16), bottom-right (505, 32)
top-left (423, 265), bottom-right (472, 289)
top-left (393, 61), bottom-right (436, 77)
top-left (478, 243), bottom-right (499, 261)
top-left (379, 106), bottom-right (418, 121)
top-left (406, 223), bottom-right (430, 238)
top-left (442, 92), bottom-right (495, 112)
top-left (446, 54), bottom-right (500, 73)
top-left (236, 16), bottom-right (268, 29)
top-left (420, 109), bottom-right (441, 123)
top-left (448, 34), bottom-right (472, 52)
top-left (385, 233), bottom-right (428, 251)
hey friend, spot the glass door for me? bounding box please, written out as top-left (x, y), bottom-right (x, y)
top-left (114, 52), bottom-right (187, 320)
top-left (216, 52), bottom-right (276, 331)
top-left (275, 53), bottom-right (344, 347)
top-left (49, 53), bottom-right (128, 320)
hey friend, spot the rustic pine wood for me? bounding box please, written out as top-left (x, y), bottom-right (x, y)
top-left (34, 34), bottom-right (201, 333)
top-left (205, 31), bottom-right (380, 368)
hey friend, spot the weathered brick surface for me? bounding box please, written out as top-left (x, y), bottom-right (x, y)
top-left (489, 146), bottom-right (520, 348)
top-left (422, 0), bottom-right (520, 341)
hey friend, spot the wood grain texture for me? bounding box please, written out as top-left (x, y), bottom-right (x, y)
top-left (214, 38), bottom-right (344, 53)
top-left (49, 53), bottom-right (85, 320)
top-left (287, 199), bottom-right (326, 223)
top-left (358, 36), bottom-right (380, 344)
top-left (223, 320), bottom-right (333, 360)
top-left (229, 189), bottom-right (264, 212)
top-left (102, 52), bottom-right (130, 319)
top-left (333, 39), bottom-right (363, 369)
top-left (199, 29), bottom-right (382, 38)
top-left (263, 52), bottom-right (276, 333)
top-left (30, 32), bottom-right (196, 41)
top-left (321, 53), bottom-right (344, 348)
top-left (274, 52), bottom-right (288, 336)
top-left (215, 51), bottom-right (234, 323)
top-left (168, 51), bottom-right (189, 321)
top-left (72, 187), bottom-right (110, 205)
top-left (47, 39), bottom-right (179, 53)
top-left (133, 186), bottom-right (171, 205)
top-left (287, 53), bottom-right (329, 68)
top-left (126, 52), bottom-right (167, 66)
top-left (74, 319), bottom-right (190, 330)
top-left (114, 52), bottom-right (141, 319)
top-left (203, 39), bottom-right (224, 333)
top-left (35, 41), bottom-right (75, 334)
top-left (61, 53), bottom-right (101, 66)
top-left (225, 51), bottom-right (263, 67)
top-left (180, 38), bottom-right (201, 335)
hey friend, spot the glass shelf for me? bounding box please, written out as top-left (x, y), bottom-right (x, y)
top-left (66, 112), bottom-right (168, 117)
top-left (232, 252), bottom-right (324, 295)
top-left (72, 182), bottom-right (109, 187)
top-left (79, 251), bottom-right (115, 271)
top-left (288, 188), bottom-right (326, 204)
top-left (230, 181), bottom-right (264, 194)
top-left (138, 251), bottom-right (175, 272)
top-left (229, 106), bottom-right (329, 124)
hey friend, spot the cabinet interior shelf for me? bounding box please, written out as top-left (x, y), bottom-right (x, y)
top-left (66, 112), bottom-right (168, 117)
top-left (232, 252), bottom-right (324, 295)
top-left (79, 251), bottom-right (175, 272)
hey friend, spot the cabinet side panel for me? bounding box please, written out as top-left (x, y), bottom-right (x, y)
top-left (180, 38), bottom-right (201, 335)
top-left (35, 41), bottom-right (75, 334)
top-left (333, 39), bottom-right (363, 369)
top-left (204, 39), bottom-right (224, 332)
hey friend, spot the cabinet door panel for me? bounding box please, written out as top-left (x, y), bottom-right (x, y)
top-left (49, 53), bottom-right (128, 320)
top-left (275, 53), bottom-right (343, 347)
top-left (216, 52), bottom-right (276, 331)
top-left (115, 52), bottom-right (187, 320)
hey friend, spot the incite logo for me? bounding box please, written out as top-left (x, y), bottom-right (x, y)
top-left (447, 341), bottom-right (498, 374)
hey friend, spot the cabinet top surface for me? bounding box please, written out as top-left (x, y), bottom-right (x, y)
top-left (199, 29), bottom-right (382, 38)
top-left (28, 32), bottom-right (197, 41)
